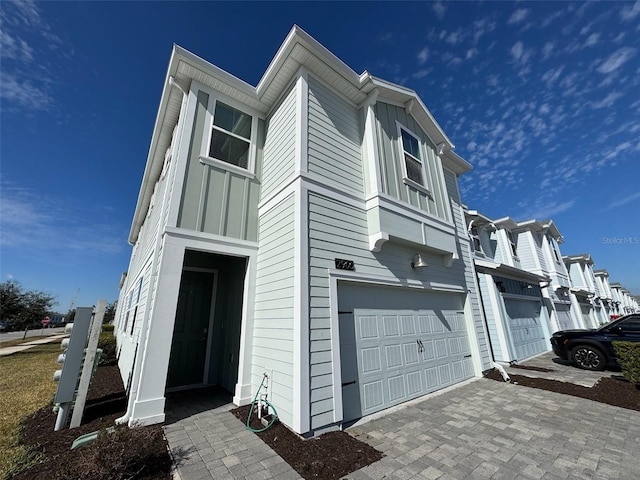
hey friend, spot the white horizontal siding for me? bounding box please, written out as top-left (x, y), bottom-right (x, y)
top-left (262, 84), bottom-right (297, 199)
top-left (252, 194), bottom-right (296, 426)
top-left (307, 75), bottom-right (363, 195)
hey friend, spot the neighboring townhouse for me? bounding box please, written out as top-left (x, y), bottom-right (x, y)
top-left (465, 211), bottom-right (552, 364)
top-left (593, 269), bottom-right (614, 320)
top-left (510, 219), bottom-right (581, 333)
top-left (114, 26), bottom-right (492, 436)
top-left (610, 282), bottom-right (625, 316)
top-left (564, 254), bottom-right (608, 327)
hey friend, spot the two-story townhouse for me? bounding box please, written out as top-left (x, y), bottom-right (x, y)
top-left (510, 219), bottom-right (581, 333)
top-left (464, 211), bottom-right (552, 363)
top-left (113, 26), bottom-right (492, 436)
top-left (593, 269), bottom-right (614, 321)
top-left (563, 254), bottom-right (609, 327)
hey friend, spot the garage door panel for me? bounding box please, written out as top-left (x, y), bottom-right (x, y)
top-left (342, 305), bottom-right (473, 421)
top-left (504, 299), bottom-right (546, 361)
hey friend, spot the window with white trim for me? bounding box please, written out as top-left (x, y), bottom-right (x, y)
top-left (400, 127), bottom-right (425, 186)
top-left (208, 101), bottom-right (252, 169)
top-left (550, 236), bottom-right (561, 263)
top-left (470, 225), bottom-right (482, 253)
top-left (507, 230), bottom-right (518, 258)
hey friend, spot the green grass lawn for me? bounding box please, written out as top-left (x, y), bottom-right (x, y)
top-left (0, 343), bottom-right (60, 478)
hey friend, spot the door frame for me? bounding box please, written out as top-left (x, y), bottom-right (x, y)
top-left (166, 266), bottom-right (218, 392)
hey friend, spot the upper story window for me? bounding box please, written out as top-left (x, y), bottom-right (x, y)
top-left (400, 127), bottom-right (424, 186)
top-left (209, 101), bottom-right (252, 169)
top-left (507, 230), bottom-right (518, 258)
top-left (550, 236), bottom-right (561, 263)
top-left (470, 225), bottom-right (482, 253)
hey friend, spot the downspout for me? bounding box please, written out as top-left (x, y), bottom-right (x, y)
top-left (116, 76), bottom-right (187, 425)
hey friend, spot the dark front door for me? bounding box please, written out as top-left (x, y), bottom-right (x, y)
top-left (166, 270), bottom-right (215, 389)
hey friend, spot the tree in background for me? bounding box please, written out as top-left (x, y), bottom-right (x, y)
top-left (0, 280), bottom-right (56, 330)
top-left (104, 301), bottom-right (117, 324)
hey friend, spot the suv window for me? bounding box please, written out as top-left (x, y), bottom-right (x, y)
top-left (618, 317), bottom-right (640, 332)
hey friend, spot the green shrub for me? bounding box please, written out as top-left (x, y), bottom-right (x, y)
top-left (613, 341), bottom-right (640, 385)
top-left (97, 332), bottom-right (117, 366)
top-left (101, 323), bottom-right (115, 333)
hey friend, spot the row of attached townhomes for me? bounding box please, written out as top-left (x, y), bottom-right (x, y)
top-left (113, 26), bottom-right (637, 436)
top-left (463, 212), bottom-right (638, 365)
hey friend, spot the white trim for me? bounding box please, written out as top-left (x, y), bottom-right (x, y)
top-left (295, 67), bottom-right (309, 173)
top-left (164, 227), bottom-right (258, 253)
top-left (365, 193), bottom-right (455, 234)
top-left (198, 156), bottom-right (257, 180)
top-left (293, 181), bottom-right (310, 433)
top-left (361, 91), bottom-right (383, 197)
top-left (328, 269), bottom-right (466, 293)
top-left (165, 84), bottom-right (198, 231)
top-left (402, 177), bottom-right (432, 196)
top-left (482, 273), bottom-right (513, 363)
top-left (328, 270), bottom-right (343, 423)
top-left (396, 121), bottom-right (427, 187)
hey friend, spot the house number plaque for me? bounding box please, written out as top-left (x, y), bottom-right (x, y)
top-left (335, 258), bottom-right (355, 271)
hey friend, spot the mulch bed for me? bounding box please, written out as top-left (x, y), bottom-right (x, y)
top-left (510, 364), bottom-right (555, 372)
top-left (230, 405), bottom-right (383, 480)
top-left (484, 368), bottom-right (640, 411)
top-left (10, 365), bottom-right (172, 480)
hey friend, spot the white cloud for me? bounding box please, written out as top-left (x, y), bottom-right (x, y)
top-left (0, 74), bottom-right (52, 111)
top-left (510, 41), bottom-right (532, 65)
top-left (541, 42), bottom-right (555, 60)
top-left (541, 65), bottom-right (564, 86)
top-left (432, 1), bottom-right (446, 20)
top-left (0, 30), bottom-right (34, 62)
top-left (620, 1), bottom-right (640, 21)
top-left (591, 91), bottom-right (624, 109)
top-left (508, 8), bottom-right (530, 25)
top-left (519, 199), bottom-right (576, 220)
top-left (597, 47), bottom-right (636, 74)
top-left (601, 191), bottom-right (640, 212)
top-left (0, 183), bottom-right (124, 256)
top-left (584, 33), bottom-right (600, 47)
top-left (417, 46), bottom-right (429, 65)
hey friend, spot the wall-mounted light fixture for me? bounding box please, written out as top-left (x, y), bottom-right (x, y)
top-left (411, 253), bottom-right (428, 269)
top-left (495, 281), bottom-right (506, 293)
top-left (521, 283), bottom-right (533, 289)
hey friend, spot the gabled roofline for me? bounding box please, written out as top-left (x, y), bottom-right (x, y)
top-left (492, 216), bottom-right (518, 230)
top-left (129, 26), bottom-right (467, 243)
top-left (464, 209), bottom-right (494, 226)
top-left (593, 269), bottom-right (609, 277)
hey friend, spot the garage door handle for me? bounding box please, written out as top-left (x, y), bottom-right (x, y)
top-left (464, 354), bottom-right (472, 358)
top-left (342, 380), bottom-right (356, 387)
top-left (417, 339), bottom-right (424, 353)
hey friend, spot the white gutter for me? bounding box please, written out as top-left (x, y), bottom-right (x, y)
top-left (116, 78), bottom-right (187, 426)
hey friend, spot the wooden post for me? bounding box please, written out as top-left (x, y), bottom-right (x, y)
top-left (70, 300), bottom-right (106, 428)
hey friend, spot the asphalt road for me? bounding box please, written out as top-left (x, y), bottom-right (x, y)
top-left (0, 326), bottom-right (67, 343)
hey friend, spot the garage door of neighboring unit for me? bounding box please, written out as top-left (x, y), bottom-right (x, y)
top-left (340, 308), bottom-right (473, 422)
top-left (504, 299), bottom-right (546, 361)
top-left (554, 303), bottom-right (574, 332)
top-left (580, 303), bottom-right (593, 328)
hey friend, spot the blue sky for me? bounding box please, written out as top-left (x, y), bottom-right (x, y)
top-left (1, 1), bottom-right (639, 312)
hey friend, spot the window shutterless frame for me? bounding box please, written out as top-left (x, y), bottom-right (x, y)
top-left (470, 225), bottom-right (482, 253)
top-left (396, 123), bottom-right (426, 187)
top-left (201, 93), bottom-right (259, 174)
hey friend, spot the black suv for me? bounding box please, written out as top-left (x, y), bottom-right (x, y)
top-left (550, 313), bottom-right (640, 370)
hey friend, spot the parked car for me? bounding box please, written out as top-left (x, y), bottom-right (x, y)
top-left (550, 314), bottom-right (640, 370)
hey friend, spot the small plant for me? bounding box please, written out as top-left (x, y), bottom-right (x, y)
top-left (613, 341), bottom-right (640, 385)
top-left (101, 323), bottom-right (115, 333)
top-left (97, 332), bottom-right (117, 366)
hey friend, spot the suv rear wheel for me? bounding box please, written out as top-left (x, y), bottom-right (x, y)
top-left (571, 345), bottom-right (605, 371)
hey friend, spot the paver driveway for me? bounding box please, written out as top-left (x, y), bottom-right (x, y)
top-left (165, 377), bottom-right (640, 480)
top-left (347, 379), bottom-right (640, 480)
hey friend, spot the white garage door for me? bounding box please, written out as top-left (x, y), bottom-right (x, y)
top-left (340, 309), bottom-right (473, 422)
top-left (580, 303), bottom-right (594, 328)
top-left (504, 299), bottom-right (547, 361)
top-left (554, 303), bottom-right (575, 331)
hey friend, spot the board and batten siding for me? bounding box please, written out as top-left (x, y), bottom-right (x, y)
top-left (262, 83), bottom-right (297, 199)
top-left (514, 232), bottom-right (537, 272)
top-left (307, 75), bottom-right (363, 194)
top-left (252, 194), bottom-right (296, 427)
top-left (308, 190), bottom-right (479, 429)
top-left (177, 90), bottom-right (261, 242)
top-left (443, 169), bottom-right (492, 370)
top-left (374, 102), bottom-right (449, 222)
